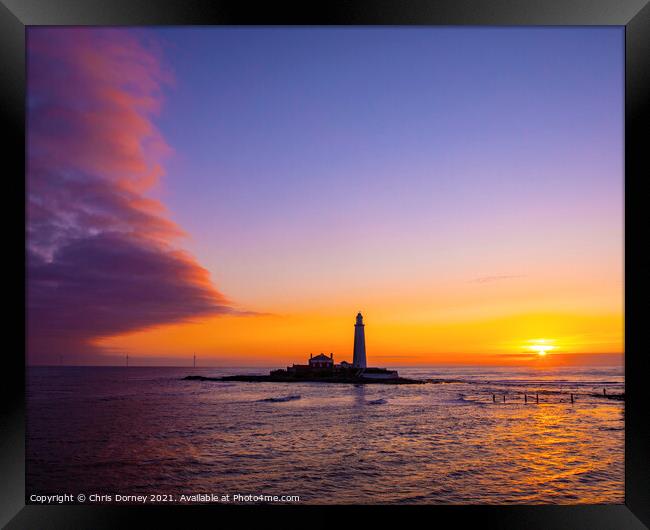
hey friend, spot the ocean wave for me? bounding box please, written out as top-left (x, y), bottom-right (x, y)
top-left (258, 395), bottom-right (301, 403)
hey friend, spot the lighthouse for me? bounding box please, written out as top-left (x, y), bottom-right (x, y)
top-left (269, 310), bottom-right (400, 380)
top-left (352, 312), bottom-right (367, 368)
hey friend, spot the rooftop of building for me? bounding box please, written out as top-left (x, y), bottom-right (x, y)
top-left (310, 353), bottom-right (333, 361)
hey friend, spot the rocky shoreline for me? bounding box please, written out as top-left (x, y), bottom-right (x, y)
top-left (183, 374), bottom-right (427, 385)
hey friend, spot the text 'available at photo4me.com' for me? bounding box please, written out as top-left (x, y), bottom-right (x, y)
top-left (28, 493), bottom-right (302, 504)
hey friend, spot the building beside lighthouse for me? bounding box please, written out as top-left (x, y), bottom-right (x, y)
top-left (309, 353), bottom-right (334, 369)
top-left (282, 312), bottom-right (398, 380)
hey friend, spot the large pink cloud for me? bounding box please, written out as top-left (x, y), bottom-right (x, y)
top-left (27, 28), bottom-right (233, 364)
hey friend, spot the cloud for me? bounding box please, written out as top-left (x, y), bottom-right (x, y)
top-left (468, 274), bottom-right (525, 284)
top-left (27, 28), bottom-right (234, 363)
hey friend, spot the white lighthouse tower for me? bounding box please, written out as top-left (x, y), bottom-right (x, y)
top-left (352, 312), bottom-right (367, 368)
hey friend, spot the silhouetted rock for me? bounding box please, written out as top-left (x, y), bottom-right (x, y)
top-left (183, 374), bottom-right (425, 385)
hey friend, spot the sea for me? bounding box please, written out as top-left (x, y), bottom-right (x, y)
top-left (26, 365), bottom-right (624, 505)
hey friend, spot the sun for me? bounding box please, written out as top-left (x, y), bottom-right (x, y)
top-left (526, 339), bottom-right (555, 357)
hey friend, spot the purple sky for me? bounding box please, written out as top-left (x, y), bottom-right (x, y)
top-left (27, 27), bottom-right (623, 364)
top-left (153, 28), bottom-right (623, 310)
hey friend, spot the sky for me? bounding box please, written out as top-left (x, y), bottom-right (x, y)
top-left (26, 27), bottom-right (624, 366)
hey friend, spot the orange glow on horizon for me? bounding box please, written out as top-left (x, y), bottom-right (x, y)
top-left (96, 309), bottom-right (623, 367)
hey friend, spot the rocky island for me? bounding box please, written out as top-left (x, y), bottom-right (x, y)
top-left (184, 312), bottom-right (427, 385)
top-left (184, 369), bottom-right (425, 385)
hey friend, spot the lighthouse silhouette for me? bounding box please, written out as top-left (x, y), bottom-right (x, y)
top-left (352, 312), bottom-right (367, 368)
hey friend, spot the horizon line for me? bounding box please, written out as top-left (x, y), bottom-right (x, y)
top-left (29, 361), bottom-right (625, 369)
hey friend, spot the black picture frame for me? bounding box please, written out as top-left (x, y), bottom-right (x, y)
top-left (1, 1), bottom-right (648, 528)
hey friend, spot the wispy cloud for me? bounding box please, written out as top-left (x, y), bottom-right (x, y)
top-left (468, 274), bottom-right (526, 284)
top-left (27, 29), bottom-right (234, 363)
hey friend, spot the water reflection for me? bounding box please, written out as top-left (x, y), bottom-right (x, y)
top-left (26, 366), bottom-right (624, 504)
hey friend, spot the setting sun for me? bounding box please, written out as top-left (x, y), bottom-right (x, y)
top-left (527, 339), bottom-right (556, 356)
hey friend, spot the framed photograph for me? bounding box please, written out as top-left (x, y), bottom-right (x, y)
top-left (2, 1), bottom-right (648, 528)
